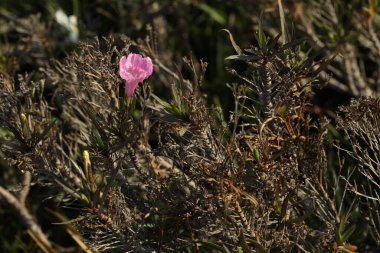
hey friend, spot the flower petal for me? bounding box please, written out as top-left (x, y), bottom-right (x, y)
top-left (119, 53), bottom-right (154, 96)
top-left (119, 56), bottom-right (129, 79)
top-left (125, 80), bottom-right (139, 97)
top-left (142, 57), bottom-right (153, 77)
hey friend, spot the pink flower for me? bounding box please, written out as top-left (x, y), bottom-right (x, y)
top-left (119, 53), bottom-right (153, 96)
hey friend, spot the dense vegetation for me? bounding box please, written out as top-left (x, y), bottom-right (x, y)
top-left (1, 0), bottom-right (380, 252)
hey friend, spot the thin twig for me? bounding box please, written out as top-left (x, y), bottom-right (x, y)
top-left (0, 186), bottom-right (56, 253)
top-left (19, 170), bottom-right (32, 205)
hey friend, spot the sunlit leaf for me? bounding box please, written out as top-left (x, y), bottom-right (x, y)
top-left (198, 3), bottom-right (226, 25)
top-left (222, 29), bottom-right (242, 55)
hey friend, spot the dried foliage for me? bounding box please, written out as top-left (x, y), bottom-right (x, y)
top-left (1, 0), bottom-right (380, 252)
top-left (284, 0), bottom-right (380, 98)
top-left (337, 98), bottom-right (380, 245)
top-left (0, 33), bottom-right (338, 252)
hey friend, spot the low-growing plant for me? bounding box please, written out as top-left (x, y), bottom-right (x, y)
top-left (1, 1), bottom-right (380, 252)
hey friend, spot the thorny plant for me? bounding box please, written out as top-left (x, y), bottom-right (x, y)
top-left (1, 1), bottom-right (380, 252)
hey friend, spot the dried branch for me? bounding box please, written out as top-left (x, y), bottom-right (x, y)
top-left (0, 186), bottom-right (56, 253)
top-left (19, 170), bottom-right (32, 205)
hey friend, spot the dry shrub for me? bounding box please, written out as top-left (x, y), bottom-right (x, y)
top-left (337, 98), bottom-right (380, 245)
top-left (0, 23), bottom-right (375, 253)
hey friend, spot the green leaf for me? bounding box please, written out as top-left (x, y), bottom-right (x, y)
top-left (56, 146), bottom-right (87, 182)
top-left (198, 3), bottom-right (226, 25)
top-left (341, 224), bottom-right (356, 242)
top-left (151, 93), bottom-right (172, 110)
top-left (31, 120), bottom-right (56, 147)
top-left (81, 102), bottom-right (109, 148)
top-left (55, 178), bottom-right (83, 201)
top-left (280, 38), bottom-right (306, 53)
top-left (223, 245), bottom-right (232, 253)
top-left (222, 29), bottom-right (242, 55)
top-left (267, 32), bottom-right (282, 51)
top-left (0, 127), bottom-right (11, 138)
top-left (258, 14), bottom-right (267, 53)
top-left (3, 121), bottom-right (29, 151)
top-left (277, 0), bottom-right (289, 44)
top-left (225, 54), bottom-right (260, 61)
top-left (280, 194), bottom-right (290, 221)
top-left (239, 232), bottom-right (253, 253)
top-left (253, 149), bottom-right (261, 162)
top-left (294, 47), bottom-right (312, 69)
